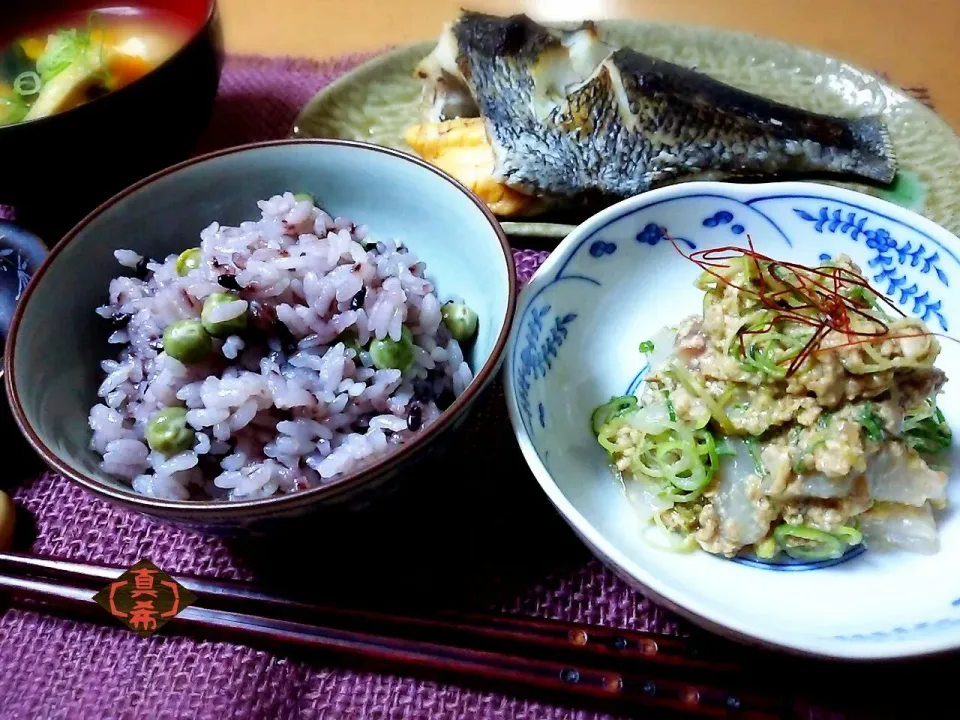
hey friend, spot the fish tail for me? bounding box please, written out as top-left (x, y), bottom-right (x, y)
top-left (847, 116), bottom-right (898, 184)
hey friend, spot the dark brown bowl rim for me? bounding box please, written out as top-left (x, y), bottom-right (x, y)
top-left (4, 138), bottom-right (517, 516)
top-left (0, 0), bottom-right (219, 133)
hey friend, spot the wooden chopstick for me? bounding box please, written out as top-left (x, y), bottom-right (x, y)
top-left (1, 572), bottom-right (787, 718)
top-left (0, 551), bottom-right (739, 676)
top-left (0, 551), bottom-right (790, 717)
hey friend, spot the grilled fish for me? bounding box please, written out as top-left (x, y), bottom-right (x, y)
top-left (409, 11), bottom-right (897, 217)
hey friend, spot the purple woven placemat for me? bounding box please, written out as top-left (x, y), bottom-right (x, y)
top-left (0, 54), bottom-right (937, 720)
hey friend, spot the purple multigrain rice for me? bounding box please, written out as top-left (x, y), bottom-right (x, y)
top-left (87, 192), bottom-right (475, 501)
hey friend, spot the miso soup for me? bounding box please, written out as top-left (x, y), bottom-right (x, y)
top-left (0, 7), bottom-right (192, 125)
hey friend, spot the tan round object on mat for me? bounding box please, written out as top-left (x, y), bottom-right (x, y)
top-left (0, 491), bottom-right (14, 552)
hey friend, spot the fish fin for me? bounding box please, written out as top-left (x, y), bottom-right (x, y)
top-left (847, 116), bottom-right (898, 184)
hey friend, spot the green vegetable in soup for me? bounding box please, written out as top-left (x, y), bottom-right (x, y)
top-left (293, 192), bottom-right (316, 205)
top-left (145, 407), bottom-right (194, 456)
top-left (12, 71), bottom-right (40, 96)
top-left (0, 96), bottom-right (28, 125)
top-left (162, 319), bottom-right (213, 364)
top-left (35, 20), bottom-right (104, 84)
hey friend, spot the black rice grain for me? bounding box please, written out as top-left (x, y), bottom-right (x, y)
top-left (406, 402), bottom-right (423, 431)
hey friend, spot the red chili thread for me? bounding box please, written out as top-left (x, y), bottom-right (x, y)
top-left (664, 233), bottom-right (948, 378)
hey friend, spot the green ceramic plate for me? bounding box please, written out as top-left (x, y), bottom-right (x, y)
top-left (292, 22), bottom-right (960, 240)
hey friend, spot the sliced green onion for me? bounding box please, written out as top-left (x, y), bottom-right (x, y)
top-left (834, 525), bottom-right (863, 546)
top-left (773, 524), bottom-right (846, 561)
top-left (657, 440), bottom-right (700, 490)
top-left (902, 400), bottom-right (952, 456)
top-left (694, 270), bottom-right (719, 293)
top-left (663, 390), bottom-right (677, 423)
top-left (716, 385), bottom-right (737, 408)
top-left (632, 446), bottom-right (666, 479)
top-left (667, 361), bottom-right (735, 433)
top-left (638, 340), bottom-right (655, 354)
top-left (844, 281), bottom-right (887, 317)
top-left (13, 71), bottom-right (40, 96)
top-left (650, 511), bottom-right (699, 553)
top-left (859, 404), bottom-right (885, 443)
top-left (846, 285), bottom-right (869, 305)
top-left (591, 395), bottom-right (637, 436)
top-left (714, 437), bottom-right (736, 457)
top-left (618, 422), bottom-right (719, 495)
top-left (729, 314), bottom-right (810, 379)
top-left (792, 453), bottom-right (807, 475)
top-left (597, 419), bottom-right (631, 454)
top-left (658, 488), bottom-right (703, 505)
top-left (650, 428), bottom-right (717, 493)
top-left (743, 437), bottom-right (767, 476)
top-left (754, 536), bottom-right (778, 559)
top-left (293, 191), bottom-right (316, 205)
top-left (696, 430), bottom-right (718, 478)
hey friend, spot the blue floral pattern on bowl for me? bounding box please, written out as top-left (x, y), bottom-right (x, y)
top-left (0, 249), bottom-right (30, 299)
top-left (794, 206), bottom-right (949, 330)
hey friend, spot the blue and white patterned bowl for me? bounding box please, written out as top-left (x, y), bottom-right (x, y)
top-left (504, 181), bottom-right (960, 659)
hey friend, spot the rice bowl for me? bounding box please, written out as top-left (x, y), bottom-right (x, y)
top-left (89, 192), bottom-right (478, 501)
top-left (6, 139), bottom-right (514, 529)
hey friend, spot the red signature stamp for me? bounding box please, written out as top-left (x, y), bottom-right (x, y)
top-left (92, 559), bottom-right (197, 637)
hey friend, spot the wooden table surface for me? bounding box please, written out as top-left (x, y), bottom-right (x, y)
top-left (218, 0), bottom-right (960, 129)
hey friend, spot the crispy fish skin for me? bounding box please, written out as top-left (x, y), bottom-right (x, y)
top-left (439, 12), bottom-right (897, 202)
